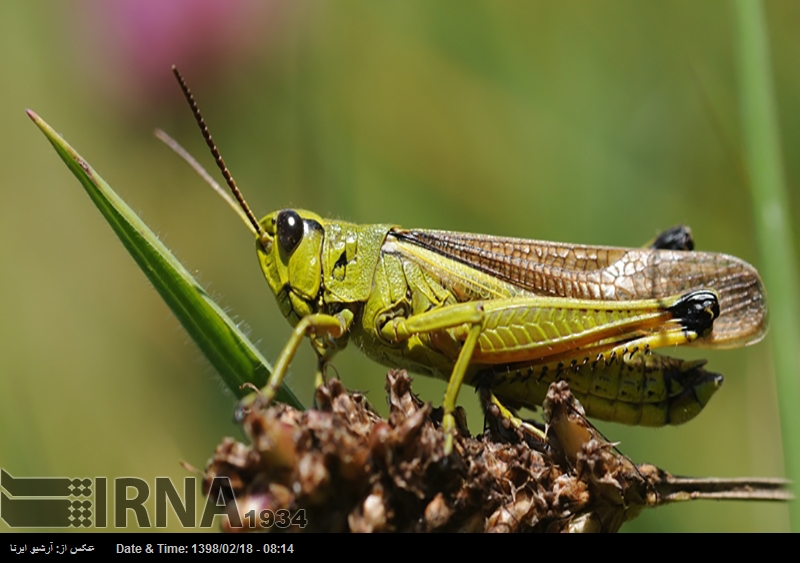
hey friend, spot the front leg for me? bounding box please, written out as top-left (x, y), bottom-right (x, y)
top-left (238, 311), bottom-right (354, 416)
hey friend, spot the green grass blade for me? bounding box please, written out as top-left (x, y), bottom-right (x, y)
top-left (735, 0), bottom-right (800, 530)
top-left (27, 110), bottom-right (302, 410)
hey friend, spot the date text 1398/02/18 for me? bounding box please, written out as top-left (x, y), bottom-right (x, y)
top-left (189, 543), bottom-right (295, 554)
top-left (116, 543), bottom-right (295, 554)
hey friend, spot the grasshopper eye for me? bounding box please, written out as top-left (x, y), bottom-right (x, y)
top-left (277, 210), bottom-right (303, 254)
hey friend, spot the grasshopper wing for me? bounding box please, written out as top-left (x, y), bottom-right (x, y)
top-left (396, 230), bottom-right (767, 348)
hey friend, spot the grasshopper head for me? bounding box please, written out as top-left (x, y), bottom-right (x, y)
top-left (169, 67), bottom-right (326, 327)
top-left (257, 209), bottom-right (326, 326)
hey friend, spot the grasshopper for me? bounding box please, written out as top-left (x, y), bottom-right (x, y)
top-left (171, 68), bottom-right (767, 452)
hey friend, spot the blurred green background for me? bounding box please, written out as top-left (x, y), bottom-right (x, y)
top-left (1, 0), bottom-right (797, 532)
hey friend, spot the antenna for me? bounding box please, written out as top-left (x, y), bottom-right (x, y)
top-left (155, 128), bottom-right (257, 236)
top-left (171, 65), bottom-right (264, 238)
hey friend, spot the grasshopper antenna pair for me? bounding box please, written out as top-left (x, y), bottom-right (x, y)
top-left (160, 66), bottom-right (264, 241)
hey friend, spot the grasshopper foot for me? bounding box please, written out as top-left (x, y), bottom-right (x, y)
top-left (234, 382), bottom-right (277, 422)
top-left (480, 389), bottom-right (549, 451)
top-left (441, 413), bottom-right (457, 456)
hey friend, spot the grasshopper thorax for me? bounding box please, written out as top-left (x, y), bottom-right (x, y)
top-left (257, 209), bottom-right (326, 326)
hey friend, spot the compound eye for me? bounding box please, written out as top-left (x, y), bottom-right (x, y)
top-left (276, 210), bottom-right (303, 254)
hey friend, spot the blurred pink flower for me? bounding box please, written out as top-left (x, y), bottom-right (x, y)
top-left (71, 0), bottom-right (287, 111)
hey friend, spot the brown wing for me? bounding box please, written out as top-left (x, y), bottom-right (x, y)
top-left (394, 229), bottom-right (767, 348)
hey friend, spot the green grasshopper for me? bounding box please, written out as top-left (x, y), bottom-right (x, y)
top-left (171, 68), bottom-right (767, 453)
